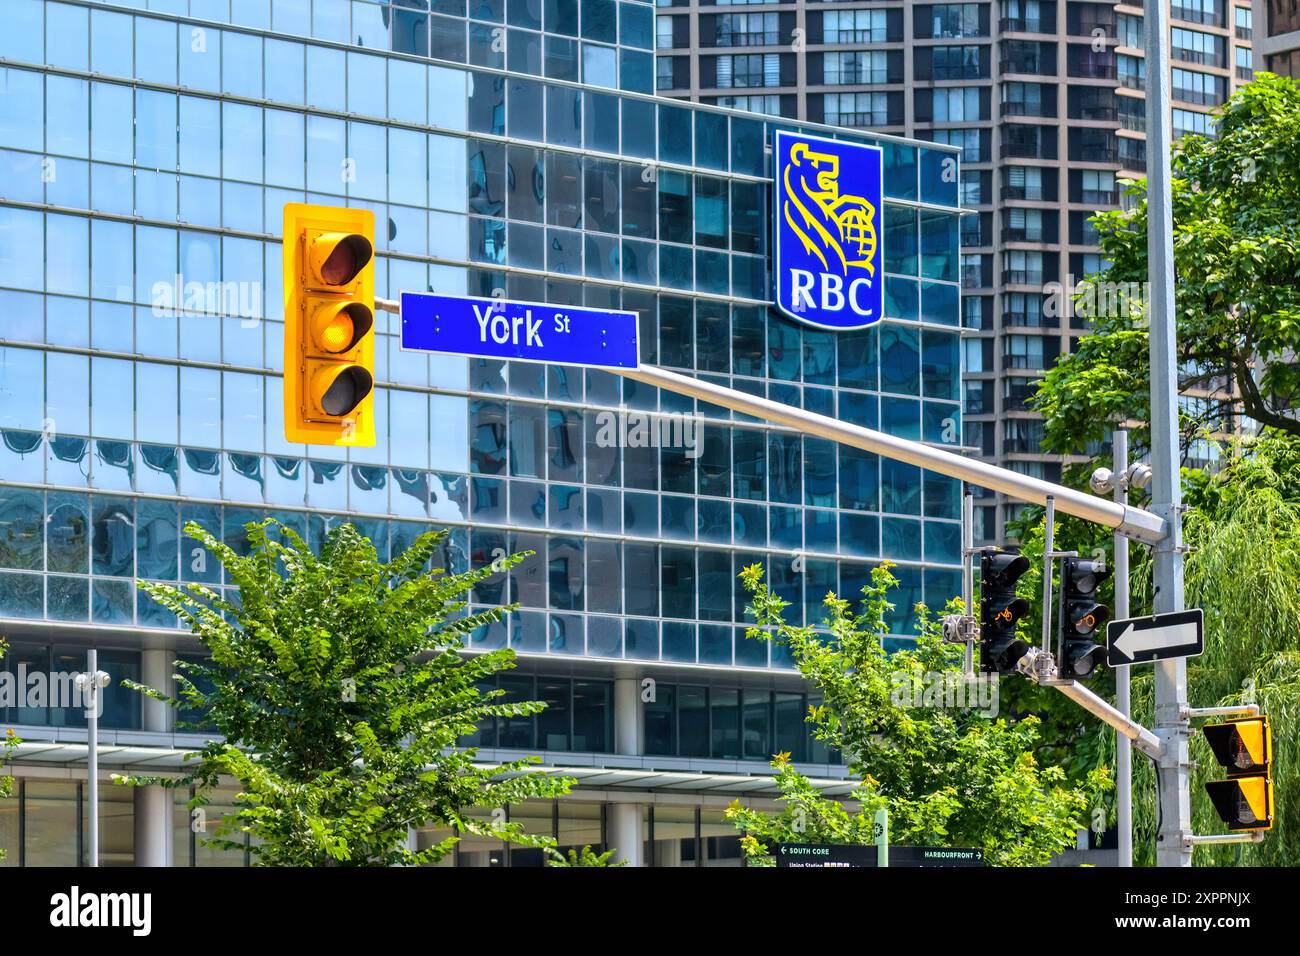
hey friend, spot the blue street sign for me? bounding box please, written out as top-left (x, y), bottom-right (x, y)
top-left (399, 292), bottom-right (640, 370)
top-left (772, 130), bottom-right (885, 331)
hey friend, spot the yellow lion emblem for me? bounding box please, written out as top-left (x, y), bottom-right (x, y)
top-left (782, 141), bottom-right (878, 276)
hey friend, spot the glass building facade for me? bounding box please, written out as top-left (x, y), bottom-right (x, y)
top-left (0, 0), bottom-right (962, 866)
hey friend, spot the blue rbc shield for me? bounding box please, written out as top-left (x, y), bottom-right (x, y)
top-left (772, 131), bottom-right (885, 331)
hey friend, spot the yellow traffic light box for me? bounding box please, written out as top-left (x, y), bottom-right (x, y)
top-left (282, 203), bottom-right (376, 446)
top-left (1203, 715), bottom-right (1273, 832)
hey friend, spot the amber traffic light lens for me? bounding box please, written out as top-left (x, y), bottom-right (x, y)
top-left (320, 313), bottom-right (353, 352)
top-left (311, 302), bottom-right (373, 355)
top-left (318, 235), bottom-right (373, 285)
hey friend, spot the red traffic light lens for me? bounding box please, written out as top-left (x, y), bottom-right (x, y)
top-left (317, 234), bottom-right (373, 285)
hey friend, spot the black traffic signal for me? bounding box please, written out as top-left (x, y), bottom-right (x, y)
top-left (1204, 716), bottom-right (1273, 831)
top-left (1059, 557), bottom-right (1110, 679)
top-left (979, 549), bottom-right (1031, 674)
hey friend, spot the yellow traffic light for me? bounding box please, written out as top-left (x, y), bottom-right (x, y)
top-left (1206, 777), bottom-right (1272, 831)
top-left (1202, 715), bottom-right (1273, 832)
top-left (282, 203), bottom-right (376, 446)
top-left (1204, 715), bottom-right (1271, 774)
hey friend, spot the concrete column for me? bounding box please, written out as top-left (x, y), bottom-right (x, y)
top-left (135, 647), bottom-right (174, 867)
top-left (608, 802), bottom-right (644, 868)
top-left (614, 676), bottom-right (642, 757)
top-left (655, 832), bottom-right (682, 867)
top-left (612, 675), bottom-right (646, 865)
top-left (134, 786), bottom-right (173, 867)
top-left (140, 647), bottom-right (173, 734)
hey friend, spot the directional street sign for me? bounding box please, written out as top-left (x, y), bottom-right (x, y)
top-left (887, 846), bottom-right (984, 867)
top-left (775, 843), bottom-right (878, 868)
top-left (773, 844), bottom-right (984, 868)
top-left (1105, 608), bottom-right (1203, 667)
top-left (399, 291), bottom-right (639, 370)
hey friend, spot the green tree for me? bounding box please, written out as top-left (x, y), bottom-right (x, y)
top-left (1032, 73), bottom-right (1300, 463)
top-left (727, 564), bottom-right (1110, 866)
top-left (121, 519), bottom-right (572, 866)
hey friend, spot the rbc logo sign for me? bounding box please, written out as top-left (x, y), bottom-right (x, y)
top-left (773, 131), bottom-right (885, 330)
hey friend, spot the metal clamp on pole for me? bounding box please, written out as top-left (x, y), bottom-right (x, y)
top-left (941, 493), bottom-right (981, 676)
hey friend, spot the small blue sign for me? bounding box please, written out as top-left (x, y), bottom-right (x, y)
top-left (400, 292), bottom-right (640, 370)
top-left (773, 130), bottom-right (885, 331)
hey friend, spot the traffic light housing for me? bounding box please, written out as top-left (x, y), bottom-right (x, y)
top-left (979, 549), bottom-right (1031, 674)
top-left (1203, 716), bottom-right (1273, 831)
top-left (1059, 557), bottom-right (1110, 679)
top-left (283, 203), bottom-right (376, 446)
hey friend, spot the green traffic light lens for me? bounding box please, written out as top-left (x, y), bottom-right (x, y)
top-left (319, 366), bottom-right (374, 417)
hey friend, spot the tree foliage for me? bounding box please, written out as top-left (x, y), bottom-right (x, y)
top-left (122, 519), bottom-right (572, 866)
top-left (726, 564), bottom-right (1110, 866)
top-left (1032, 73), bottom-right (1300, 459)
top-left (546, 845), bottom-right (626, 867)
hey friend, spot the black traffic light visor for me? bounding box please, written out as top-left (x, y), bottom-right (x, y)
top-left (983, 551), bottom-right (1030, 586)
top-left (318, 234), bottom-right (374, 285)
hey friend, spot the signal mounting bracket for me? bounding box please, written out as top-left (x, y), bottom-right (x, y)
top-left (941, 614), bottom-right (979, 645)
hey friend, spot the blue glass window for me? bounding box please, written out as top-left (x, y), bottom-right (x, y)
top-left (920, 146), bottom-right (960, 207)
top-left (582, 0), bottom-right (618, 43)
top-left (658, 103), bottom-right (692, 165)
top-left (884, 205), bottom-right (918, 276)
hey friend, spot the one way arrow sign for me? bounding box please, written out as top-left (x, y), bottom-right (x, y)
top-left (1105, 609), bottom-right (1204, 667)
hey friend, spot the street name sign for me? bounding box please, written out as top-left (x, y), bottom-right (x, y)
top-left (775, 843), bottom-right (877, 868)
top-left (888, 846), bottom-right (984, 867)
top-left (399, 291), bottom-right (639, 370)
top-left (1105, 608), bottom-right (1204, 667)
top-left (774, 844), bottom-right (983, 868)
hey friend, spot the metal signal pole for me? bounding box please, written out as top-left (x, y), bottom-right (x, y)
top-left (1113, 430), bottom-right (1132, 867)
top-left (1144, 0), bottom-right (1193, 867)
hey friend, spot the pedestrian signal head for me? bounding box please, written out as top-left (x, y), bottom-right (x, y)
top-left (1203, 715), bottom-right (1273, 832)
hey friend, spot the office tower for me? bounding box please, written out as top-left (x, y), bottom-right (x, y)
top-left (1254, 0), bottom-right (1300, 74)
